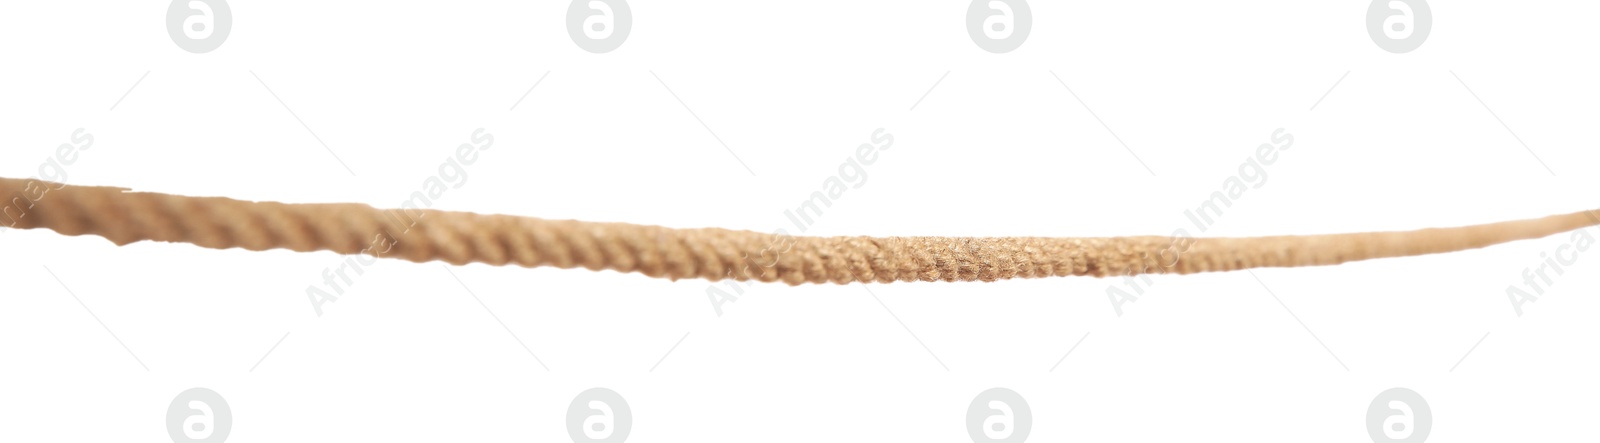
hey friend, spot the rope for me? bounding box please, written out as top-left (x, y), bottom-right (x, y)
top-left (4, 176), bottom-right (1596, 285)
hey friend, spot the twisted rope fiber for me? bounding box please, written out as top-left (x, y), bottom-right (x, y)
top-left (4, 177), bottom-right (1597, 285)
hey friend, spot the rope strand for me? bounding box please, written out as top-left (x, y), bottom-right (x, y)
top-left (3, 177), bottom-right (1595, 285)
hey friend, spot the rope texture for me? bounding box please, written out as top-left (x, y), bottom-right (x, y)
top-left (4, 177), bottom-right (1596, 285)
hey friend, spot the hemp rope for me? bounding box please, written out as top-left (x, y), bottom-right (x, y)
top-left (4, 177), bottom-right (1596, 285)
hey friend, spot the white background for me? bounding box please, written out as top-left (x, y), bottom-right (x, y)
top-left (3, 1), bottom-right (1599, 442)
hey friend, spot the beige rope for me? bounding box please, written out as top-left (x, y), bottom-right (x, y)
top-left (3, 176), bottom-right (1595, 285)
